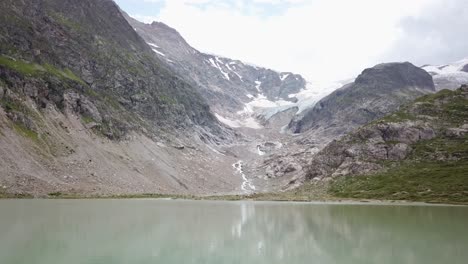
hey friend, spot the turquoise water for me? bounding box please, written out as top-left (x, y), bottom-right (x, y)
top-left (0, 199), bottom-right (467, 263)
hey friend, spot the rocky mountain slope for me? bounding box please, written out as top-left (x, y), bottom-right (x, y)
top-left (0, 0), bottom-right (243, 196)
top-left (123, 13), bottom-right (307, 118)
top-left (307, 85), bottom-right (468, 203)
top-left (288, 62), bottom-right (435, 140)
top-left (422, 58), bottom-right (468, 91)
top-left (0, 0), bottom-right (227, 139)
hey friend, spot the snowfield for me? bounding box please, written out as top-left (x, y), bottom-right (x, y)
top-left (422, 57), bottom-right (468, 90)
top-left (215, 80), bottom-right (347, 130)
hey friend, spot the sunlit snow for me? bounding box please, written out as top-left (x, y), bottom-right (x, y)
top-left (152, 48), bottom-right (166, 57)
top-left (209, 58), bottom-right (230, 80)
top-left (280, 73), bottom-right (290, 81)
top-left (147, 42), bottom-right (160, 48)
top-left (215, 113), bottom-right (262, 129)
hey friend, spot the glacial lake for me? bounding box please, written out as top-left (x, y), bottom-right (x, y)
top-left (0, 199), bottom-right (467, 264)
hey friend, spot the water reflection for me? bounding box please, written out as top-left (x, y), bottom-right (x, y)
top-left (0, 200), bottom-right (467, 264)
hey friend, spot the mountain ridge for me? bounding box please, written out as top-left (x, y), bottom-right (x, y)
top-left (123, 13), bottom-right (307, 117)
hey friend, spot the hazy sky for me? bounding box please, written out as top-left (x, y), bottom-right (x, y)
top-left (115, 0), bottom-right (468, 82)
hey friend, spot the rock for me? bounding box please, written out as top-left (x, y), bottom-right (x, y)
top-left (6, 111), bottom-right (37, 132)
top-left (331, 160), bottom-right (382, 178)
top-left (173, 145), bottom-right (185, 150)
top-left (375, 122), bottom-right (435, 144)
top-left (85, 122), bottom-right (100, 129)
top-left (460, 84), bottom-right (468, 92)
top-left (63, 91), bottom-right (102, 123)
top-left (283, 163), bottom-right (301, 173)
top-left (445, 126), bottom-right (468, 138)
top-left (388, 143), bottom-right (410, 160)
top-left (23, 81), bottom-right (39, 99)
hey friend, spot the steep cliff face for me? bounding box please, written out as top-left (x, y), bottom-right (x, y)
top-left (0, 0), bottom-right (241, 196)
top-left (0, 0), bottom-right (226, 139)
top-left (123, 14), bottom-right (307, 115)
top-left (307, 85), bottom-right (468, 203)
top-left (289, 62), bottom-right (435, 140)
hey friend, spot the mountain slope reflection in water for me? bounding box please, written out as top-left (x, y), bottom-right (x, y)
top-left (0, 200), bottom-right (467, 264)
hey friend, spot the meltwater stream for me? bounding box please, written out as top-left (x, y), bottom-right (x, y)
top-left (0, 199), bottom-right (467, 264)
top-left (233, 160), bottom-right (256, 192)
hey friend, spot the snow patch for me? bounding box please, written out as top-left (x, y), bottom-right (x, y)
top-left (237, 92), bottom-right (295, 120)
top-left (257, 146), bottom-right (265, 156)
top-left (422, 57), bottom-right (468, 90)
top-left (152, 48), bottom-right (166, 57)
top-left (215, 57), bottom-right (224, 65)
top-left (255, 81), bottom-right (262, 92)
top-left (238, 80), bottom-right (345, 124)
top-left (147, 42), bottom-right (159, 48)
top-left (422, 57), bottom-right (468, 75)
top-left (215, 113), bottom-right (262, 129)
top-left (280, 73), bottom-right (290, 81)
top-left (225, 62), bottom-right (243, 81)
top-left (209, 58), bottom-right (230, 80)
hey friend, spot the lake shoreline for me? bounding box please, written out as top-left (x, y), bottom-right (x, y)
top-left (1, 192), bottom-right (467, 206)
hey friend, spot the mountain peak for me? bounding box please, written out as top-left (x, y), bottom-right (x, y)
top-left (355, 62), bottom-right (434, 90)
top-left (149, 21), bottom-right (185, 39)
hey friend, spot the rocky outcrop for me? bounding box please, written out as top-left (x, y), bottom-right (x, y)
top-left (63, 91), bottom-right (102, 123)
top-left (288, 62), bottom-right (435, 139)
top-left (304, 85), bottom-right (468, 181)
top-left (306, 121), bottom-right (436, 180)
top-left (461, 64), bottom-right (468, 73)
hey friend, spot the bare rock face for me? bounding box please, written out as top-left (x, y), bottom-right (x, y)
top-left (306, 121), bottom-right (437, 181)
top-left (461, 64), bottom-right (468, 73)
top-left (63, 91), bottom-right (102, 122)
top-left (265, 157), bottom-right (303, 179)
top-left (445, 124), bottom-right (468, 138)
top-left (288, 62), bottom-right (435, 139)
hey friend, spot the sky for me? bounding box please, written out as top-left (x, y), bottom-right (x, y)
top-left (115, 0), bottom-right (468, 82)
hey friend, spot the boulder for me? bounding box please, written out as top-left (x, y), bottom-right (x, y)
top-left (388, 143), bottom-right (410, 160)
top-left (63, 91), bottom-right (102, 123)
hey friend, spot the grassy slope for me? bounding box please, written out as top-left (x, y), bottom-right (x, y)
top-left (329, 88), bottom-right (468, 203)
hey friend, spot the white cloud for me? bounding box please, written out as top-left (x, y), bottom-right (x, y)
top-left (127, 0), bottom-right (453, 83)
top-left (382, 0), bottom-right (468, 66)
